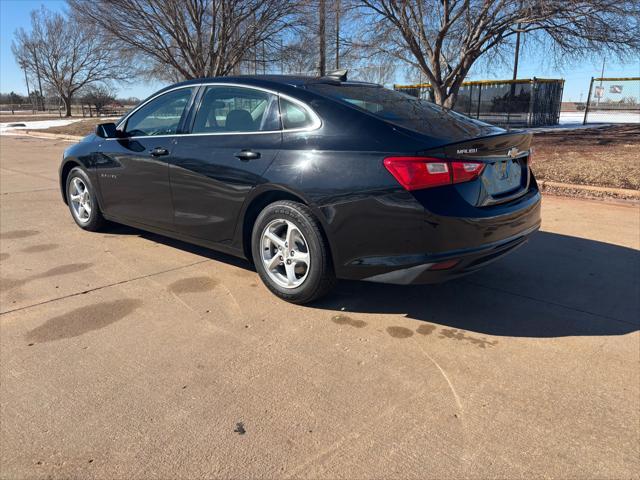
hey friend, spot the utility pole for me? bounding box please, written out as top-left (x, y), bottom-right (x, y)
top-left (335, 0), bottom-right (340, 69)
top-left (21, 62), bottom-right (34, 112)
top-left (506, 23), bottom-right (521, 129)
top-left (32, 42), bottom-right (45, 111)
top-left (319, 0), bottom-right (326, 76)
top-left (512, 25), bottom-right (521, 81)
top-left (597, 57), bottom-right (605, 105)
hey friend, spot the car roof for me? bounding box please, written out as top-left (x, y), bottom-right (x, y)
top-left (154, 75), bottom-right (381, 96)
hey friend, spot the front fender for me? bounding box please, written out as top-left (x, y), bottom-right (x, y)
top-left (59, 136), bottom-right (100, 204)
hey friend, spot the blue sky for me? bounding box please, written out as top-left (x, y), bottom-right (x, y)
top-left (1, 0), bottom-right (638, 101)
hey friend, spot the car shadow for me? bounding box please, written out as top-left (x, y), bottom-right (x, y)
top-left (104, 224), bottom-right (639, 338)
top-left (103, 223), bottom-right (256, 272)
top-left (313, 231), bottom-right (639, 338)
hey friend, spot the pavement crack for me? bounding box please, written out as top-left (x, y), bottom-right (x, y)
top-left (1, 188), bottom-right (59, 195)
top-left (0, 260), bottom-right (210, 316)
top-left (0, 165), bottom-right (57, 183)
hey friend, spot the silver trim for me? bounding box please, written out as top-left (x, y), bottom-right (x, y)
top-left (111, 82), bottom-right (321, 140)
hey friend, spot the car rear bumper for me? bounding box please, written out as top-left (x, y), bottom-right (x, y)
top-left (360, 222), bottom-right (539, 285)
top-left (330, 181), bottom-right (541, 284)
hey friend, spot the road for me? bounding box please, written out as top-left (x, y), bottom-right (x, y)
top-left (1, 135), bottom-right (638, 479)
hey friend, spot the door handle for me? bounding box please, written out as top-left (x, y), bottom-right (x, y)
top-left (234, 150), bottom-right (261, 161)
top-left (150, 147), bottom-right (169, 157)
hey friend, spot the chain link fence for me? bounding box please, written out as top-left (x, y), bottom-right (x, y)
top-left (395, 78), bottom-right (564, 128)
top-left (583, 77), bottom-right (640, 124)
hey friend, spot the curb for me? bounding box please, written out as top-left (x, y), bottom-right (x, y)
top-left (538, 180), bottom-right (639, 199)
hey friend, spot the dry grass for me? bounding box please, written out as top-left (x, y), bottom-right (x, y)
top-left (531, 125), bottom-right (640, 191)
top-left (36, 118), bottom-right (119, 137)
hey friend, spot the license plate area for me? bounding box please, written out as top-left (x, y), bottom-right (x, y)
top-left (484, 159), bottom-right (523, 196)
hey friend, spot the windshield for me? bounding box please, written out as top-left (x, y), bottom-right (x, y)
top-left (307, 84), bottom-right (502, 142)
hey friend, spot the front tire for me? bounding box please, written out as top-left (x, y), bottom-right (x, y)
top-left (252, 201), bottom-right (335, 304)
top-left (66, 167), bottom-right (105, 231)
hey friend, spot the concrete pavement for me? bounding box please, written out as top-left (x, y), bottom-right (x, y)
top-left (1, 135), bottom-right (638, 479)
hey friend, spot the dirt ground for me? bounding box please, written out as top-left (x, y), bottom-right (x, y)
top-left (0, 135), bottom-right (639, 479)
top-left (531, 125), bottom-right (640, 193)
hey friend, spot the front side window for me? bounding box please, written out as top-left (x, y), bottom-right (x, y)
top-left (124, 88), bottom-right (194, 137)
top-left (192, 86), bottom-right (279, 133)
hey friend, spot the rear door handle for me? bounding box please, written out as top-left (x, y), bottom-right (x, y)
top-left (150, 147), bottom-right (169, 157)
top-left (234, 150), bottom-right (261, 161)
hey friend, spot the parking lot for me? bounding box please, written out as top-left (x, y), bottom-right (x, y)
top-left (1, 135), bottom-right (638, 479)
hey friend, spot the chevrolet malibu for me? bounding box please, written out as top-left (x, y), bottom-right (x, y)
top-left (59, 72), bottom-right (541, 304)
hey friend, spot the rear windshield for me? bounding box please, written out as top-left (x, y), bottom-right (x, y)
top-left (307, 84), bottom-right (500, 141)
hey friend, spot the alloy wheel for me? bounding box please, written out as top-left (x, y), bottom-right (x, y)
top-left (69, 176), bottom-right (92, 223)
top-left (260, 219), bottom-right (310, 289)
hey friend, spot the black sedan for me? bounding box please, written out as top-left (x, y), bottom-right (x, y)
top-left (59, 72), bottom-right (541, 303)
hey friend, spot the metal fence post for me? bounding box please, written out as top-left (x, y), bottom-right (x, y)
top-left (583, 77), bottom-right (594, 125)
top-left (557, 80), bottom-right (565, 125)
top-left (528, 77), bottom-right (536, 126)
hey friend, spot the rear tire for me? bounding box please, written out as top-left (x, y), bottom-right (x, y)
top-left (66, 167), bottom-right (105, 231)
top-left (252, 201), bottom-right (335, 304)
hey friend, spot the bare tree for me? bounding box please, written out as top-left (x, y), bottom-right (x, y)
top-left (12, 7), bottom-right (129, 117)
top-left (82, 85), bottom-right (117, 116)
top-left (281, 0), bottom-right (360, 75)
top-left (358, 0), bottom-right (640, 108)
top-left (69, 0), bottom-right (298, 81)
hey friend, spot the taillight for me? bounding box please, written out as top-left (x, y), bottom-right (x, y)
top-left (383, 157), bottom-right (485, 191)
top-left (450, 161), bottom-right (485, 184)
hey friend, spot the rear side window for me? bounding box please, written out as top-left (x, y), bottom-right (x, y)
top-left (307, 84), bottom-right (496, 139)
top-left (280, 98), bottom-right (315, 130)
top-left (192, 86), bottom-right (279, 133)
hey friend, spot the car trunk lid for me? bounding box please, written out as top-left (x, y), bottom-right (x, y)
top-left (422, 131), bottom-right (533, 206)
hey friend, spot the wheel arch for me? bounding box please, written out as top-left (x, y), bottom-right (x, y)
top-left (238, 186), bottom-right (335, 266)
top-left (59, 160), bottom-right (83, 204)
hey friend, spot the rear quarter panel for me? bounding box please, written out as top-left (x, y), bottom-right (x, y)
top-left (254, 97), bottom-right (433, 274)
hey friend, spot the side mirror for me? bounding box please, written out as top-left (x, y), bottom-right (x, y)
top-left (95, 122), bottom-right (119, 139)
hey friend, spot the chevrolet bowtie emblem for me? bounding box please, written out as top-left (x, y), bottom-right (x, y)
top-left (507, 147), bottom-right (520, 159)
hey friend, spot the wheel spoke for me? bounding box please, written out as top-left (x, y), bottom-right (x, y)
top-left (284, 262), bottom-right (297, 286)
top-left (265, 231), bottom-right (285, 249)
top-left (266, 254), bottom-right (281, 271)
top-left (293, 250), bottom-right (309, 265)
top-left (72, 177), bottom-right (83, 193)
top-left (285, 221), bottom-right (299, 248)
top-left (83, 202), bottom-right (91, 215)
top-left (70, 193), bottom-right (81, 202)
